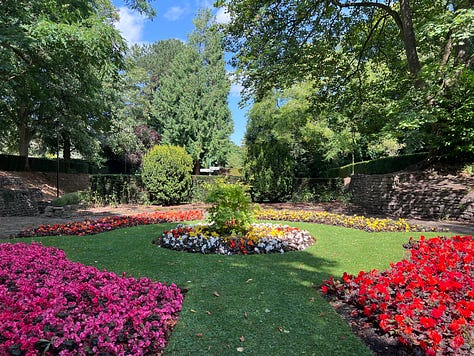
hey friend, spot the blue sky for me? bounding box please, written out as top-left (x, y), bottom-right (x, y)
top-left (112, 0), bottom-right (248, 145)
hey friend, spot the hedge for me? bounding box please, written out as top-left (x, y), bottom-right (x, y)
top-left (89, 175), bottom-right (146, 205)
top-left (324, 153), bottom-right (428, 178)
top-left (0, 154), bottom-right (98, 174)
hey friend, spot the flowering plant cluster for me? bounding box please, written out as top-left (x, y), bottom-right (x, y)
top-left (257, 208), bottom-right (439, 232)
top-left (0, 242), bottom-right (183, 355)
top-left (322, 235), bottom-right (474, 355)
top-left (15, 210), bottom-right (204, 237)
top-left (155, 223), bottom-right (315, 255)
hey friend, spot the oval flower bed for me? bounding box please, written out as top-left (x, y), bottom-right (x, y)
top-left (154, 223), bottom-right (315, 255)
top-left (322, 235), bottom-right (474, 355)
top-left (15, 210), bottom-right (204, 237)
top-left (0, 243), bottom-right (183, 355)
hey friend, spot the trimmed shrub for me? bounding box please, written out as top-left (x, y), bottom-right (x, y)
top-left (141, 145), bottom-right (193, 205)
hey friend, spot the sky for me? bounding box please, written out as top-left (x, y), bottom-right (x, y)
top-left (112, 0), bottom-right (248, 145)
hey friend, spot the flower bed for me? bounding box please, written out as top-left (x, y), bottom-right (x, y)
top-left (154, 223), bottom-right (315, 255)
top-left (322, 235), bottom-right (474, 355)
top-left (0, 242), bottom-right (183, 355)
top-left (15, 210), bottom-right (204, 237)
top-left (257, 208), bottom-right (440, 232)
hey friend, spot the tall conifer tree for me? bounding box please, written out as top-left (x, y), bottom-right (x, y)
top-left (153, 9), bottom-right (233, 173)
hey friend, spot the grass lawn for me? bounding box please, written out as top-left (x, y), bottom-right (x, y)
top-left (11, 222), bottom-right (448, 355)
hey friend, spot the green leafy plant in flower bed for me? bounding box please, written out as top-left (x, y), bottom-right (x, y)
top-left (257, 208), bottom-right (443, 232)
top-left (322, 235), bottom-right (474, 355)
top-left (14, 210), bottom-right (203, 237)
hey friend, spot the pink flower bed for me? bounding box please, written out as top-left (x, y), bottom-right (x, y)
top-left (0, 243), bottom-right (183, 355)
top-left (16, 210), bottom-right (204, 237)
top-left (322, 235), bottom-right (474, 355)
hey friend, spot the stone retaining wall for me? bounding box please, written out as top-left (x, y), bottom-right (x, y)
top-left (0, 176), bottom-right (43, 216)
top-left (349, 172), bottom-right (474, 222)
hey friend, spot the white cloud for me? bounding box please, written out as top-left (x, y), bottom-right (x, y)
top-left (215, 7), bottom-right (231, 24)
top-left (228, 71), bottom-right (244, 96)
top-left (230, 82), bottom-right (244, 96)
top-left (114, 7), bottom-right (146, 46)
top-left (164, 6), bottom-right (187, 21)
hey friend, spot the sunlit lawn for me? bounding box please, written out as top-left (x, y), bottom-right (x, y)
top-left (11, 222), bottom-right (447, 355)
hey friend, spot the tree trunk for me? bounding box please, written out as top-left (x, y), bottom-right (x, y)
top-left (17, 106), bottom-right (33, 170)
top-left (193, 159), bottom-right (201, 175)
top-left (399, 0), bottom-right (422, 83)
top-left (62, 132), bottom-right (71, 173)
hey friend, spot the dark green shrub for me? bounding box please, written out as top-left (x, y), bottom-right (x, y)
top-left (244, 141), bottom-right (295, 202)
top-left (204, 179), bottom-right (255, 235)
top-left (141, 145), bottom-right (193, 205)
top-left (88, 174), bottom-right (146, 205)
top-left (291, 178), bottom-right (349, 203)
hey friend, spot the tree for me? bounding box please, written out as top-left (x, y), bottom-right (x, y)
top-left (0, 0), bottom-right (127, 168)
top-left (153, 9), bottom-right (233, 173)
top-left (103, 40), bottom-right (185, 170)
top-left (219, 0), bottom-right (474, 159)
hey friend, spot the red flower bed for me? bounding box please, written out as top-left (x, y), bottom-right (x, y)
top-left (322, 235), bottom-right (474, 355)
top-left (0, 243), bottom-right (183, 355)
top-left (15, 210), bottom-right (204, 237)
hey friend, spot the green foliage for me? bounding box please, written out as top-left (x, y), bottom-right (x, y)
top-left (291, 178), bottom-right (349, 203)
top-left (324, 153), bottom-right (429, 178)
top-left (221, 0), bottom-right (474, 163)
top-left (141, 145), bottom-right (193, 205)
top-left (52, 192), bottom-right (85, 207)
top-left (243, 91), bottom-right (298, 202)
top-left (0, 154), bottom-right (96, 173)
top-left (0, 0), bottom-right (127, 163)
top-left (152, 9), bottom-right (233, 171)
top-left (204, 179), bottom-right (255, 235)
top-left (89, 174), bottom-right (147, 206)
top-left (244, 140), bottom-right (295, 202)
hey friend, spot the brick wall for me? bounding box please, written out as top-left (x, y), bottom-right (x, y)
top-left (349, 172), bottom-right (474, 222)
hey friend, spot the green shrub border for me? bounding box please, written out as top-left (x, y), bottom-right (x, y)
top-left (324, 153), bottom-right (428, 178)
top-left (88, 174), bottom-right (345, 205)
top-left (89, 174), bottom-right (146, 205)
top-left (0, 154), bottom-right (99, 174)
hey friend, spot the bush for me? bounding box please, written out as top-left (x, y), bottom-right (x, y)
top-left (244, 141), bottom-right (295, 202)
top-left (51, 191), bottom-right (85, 207)
top-left (89, 174), bottom-right (146, 206)
top-left (141, 145), bottom-right (193, 205)
top-left (204, 179), bottom-right (256, 235)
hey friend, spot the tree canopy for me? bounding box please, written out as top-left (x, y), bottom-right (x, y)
top-left (0, 0), bottom-right (127, 165)
top-left (220, 0), bottom-right (474, 160)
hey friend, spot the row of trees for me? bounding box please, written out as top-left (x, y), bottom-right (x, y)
top-left (1, 1), bottom-right (233, 173)
top-left (221, 0), bottom-right (473, 189)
